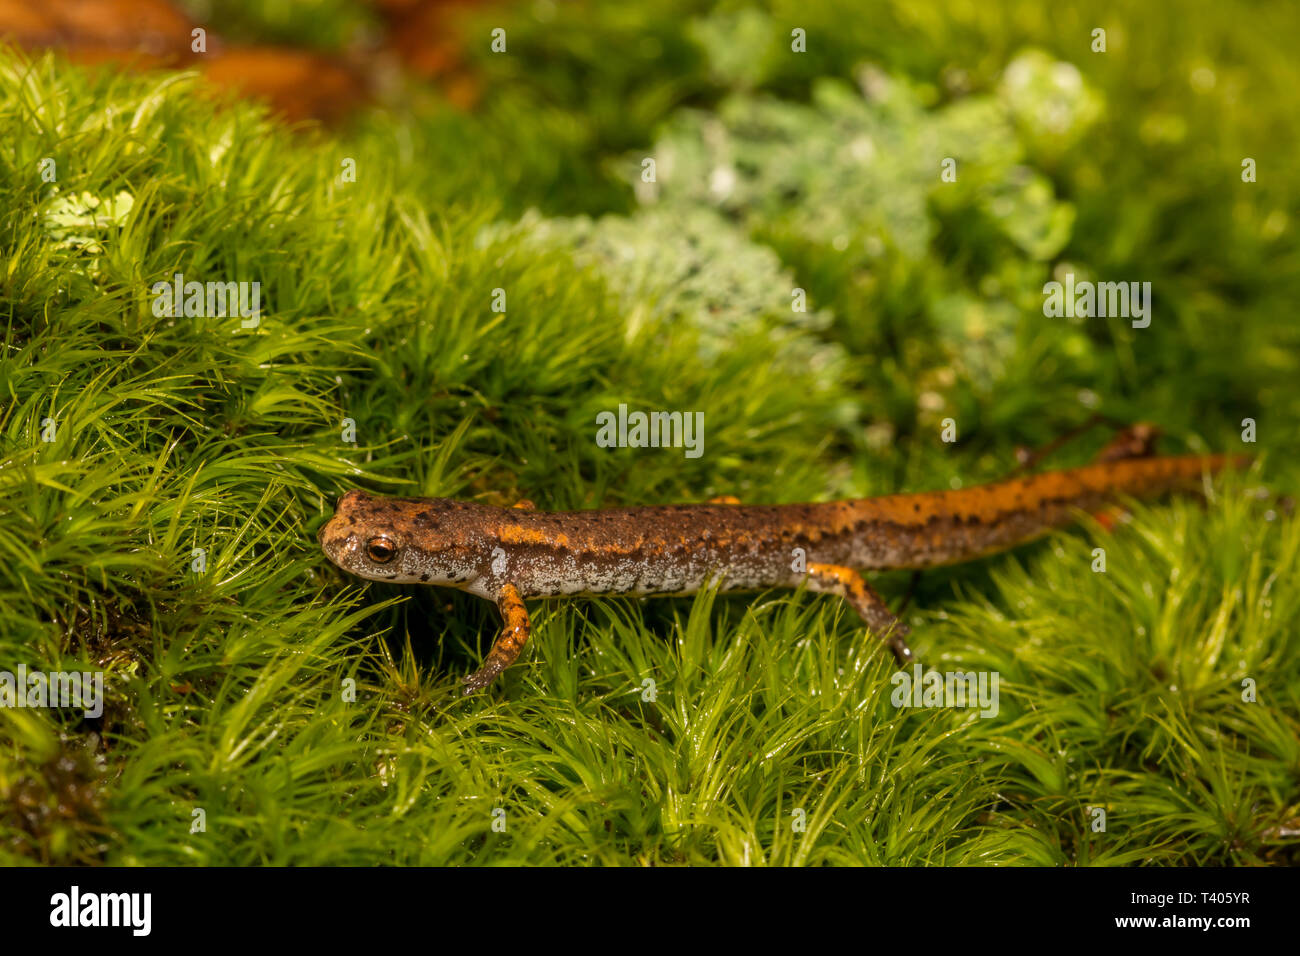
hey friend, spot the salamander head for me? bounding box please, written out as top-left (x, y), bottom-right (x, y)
top-left (319, 489), bottom-right (490, 588)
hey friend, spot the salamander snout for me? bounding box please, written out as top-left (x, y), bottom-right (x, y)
top-left (319, 490), bottom-right (483, 589)
top-left (319, 490), bottom-right (406, 580)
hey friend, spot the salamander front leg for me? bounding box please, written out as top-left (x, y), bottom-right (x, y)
top-left (463, 583), bottom-right (531, 694)
top-left (805, 563), bottom-right (915, 664)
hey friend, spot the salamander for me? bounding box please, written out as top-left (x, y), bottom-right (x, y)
top-left (318, 426), bottom-right (1248, 694)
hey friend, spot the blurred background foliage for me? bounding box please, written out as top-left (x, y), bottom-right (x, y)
top-left (1, 0), bottom-right (1297, 865)
top-left (333, 0), bottom-right (1299, 477)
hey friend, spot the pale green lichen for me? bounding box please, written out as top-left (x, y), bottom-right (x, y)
top-left (42, 189), bottom-right (134, 255)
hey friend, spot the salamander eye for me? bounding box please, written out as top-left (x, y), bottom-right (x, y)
top-left (366, 536), bottom-right (398, 564)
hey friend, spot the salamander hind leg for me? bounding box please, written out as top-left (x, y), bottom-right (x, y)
top-left (1093, 422), bottom-right (1161, 463)
top-left (1090, 423), bottom-right (1164, 530)
top-left (463, 583), bottom-right (532, 695)
top-left (1007, 414), bottom-right (1158, 475)
top-left (805, 563), bottom-right (915, 664)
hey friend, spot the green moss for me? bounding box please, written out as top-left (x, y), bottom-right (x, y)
top-left (0, 0), bottom-right (1297, 866)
